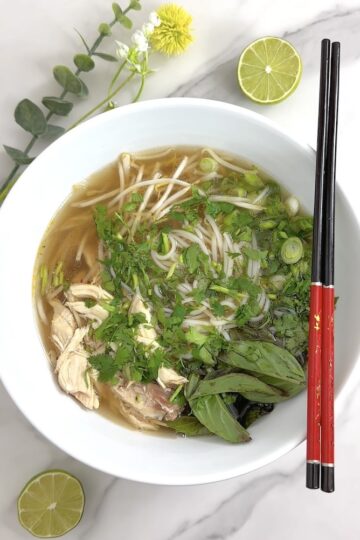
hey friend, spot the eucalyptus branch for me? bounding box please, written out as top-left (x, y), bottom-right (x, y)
top-left (0, 0), bottom-right (141, 202)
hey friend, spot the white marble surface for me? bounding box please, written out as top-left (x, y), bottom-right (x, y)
top-left (1, 0), bottom-right (360, 538)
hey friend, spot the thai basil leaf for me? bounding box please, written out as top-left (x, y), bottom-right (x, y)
top-left (112, 3), bottom-right (133, 28)
top-left (192, 373), bottom-right (285, 403)
top-left (166, 416), bottom-right (210, 436)
top-left (224, 341), bottom-right (305, 385)
top-left (43, 124), bottom-right (65, 139)
top-left (3, 145), bottom-right (34, 165)
top-left (258, 375), bottom-right (306, 397)
top-left (190, 394), bottom-right (251, 443)
top-left (74, 53), bottom-right (95, 72)
top-left (53, 65), bottom-right (84, 95)
top-left (93, 52), bottom-right (118, 62)
top-left (184, 373), bottom-right (200, 400)
top-left (14, 99), bottom-right (47, 136)
top-left (42, 97), bottom-right (73, 116)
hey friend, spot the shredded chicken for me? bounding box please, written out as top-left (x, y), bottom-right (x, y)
top-left (56, 327), bottom-right (99, 410)
top-left (50, 299), bottom-right (76, 352)
top-left (129, 294), bottom-right (158, 348)
top-left (157, 366), bottom-right (188, 389)
top-left (112, 381), bottom-right (180, 426)
top-left (66, 283), bottom-right (113, 302)
top-left (66, 301), bottom-right (109, 328)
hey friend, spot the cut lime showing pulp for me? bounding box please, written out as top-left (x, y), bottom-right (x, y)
top-left (237, 37), bottom-right (302, 104)
top-left (17, 470), bottom-right (85, 538)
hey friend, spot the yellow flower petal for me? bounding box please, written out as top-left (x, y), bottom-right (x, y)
top-left (151, 3), bottom-right (193, 56)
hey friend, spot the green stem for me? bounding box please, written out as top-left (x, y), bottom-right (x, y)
top-left (0, 2), bottom-right (134, 199)
top-left (108, 61), bottom-right (127, 94)
top-left (132, 74), bottom-right (146, 103)
top-left (68, 71), bottom-right (136, 129)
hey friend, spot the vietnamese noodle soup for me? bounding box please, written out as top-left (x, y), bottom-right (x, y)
top-left (35, 147), bottom-right (312, 443)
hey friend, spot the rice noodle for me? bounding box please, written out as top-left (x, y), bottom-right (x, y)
top-left (73, 188), bottom-right (119, 208)
top-left (209, 195), bottom-right (263, 211)
top-left (205, 214), bottom-right (223, 255)
top-left (153, 235), bottom-right (177, 260)
top-left (153, 285), bottom-right (163, 298)
top-left (108, 178), bottom-right (192, 208)
top-left (253, 186), bottom-right (270, 204)
top-left (203, 148), bottom-right (252, 174)
top-left (150, 157), bottom-right (188, 214)
top-left (172, 230), bottom-right (209, 255)
top-left (37, 297), bottom-right (48, 325)
top-left (211, 235), bottom-right (218, 262)
top-left (151, 251), bottom-right (171, 271)
top-left (75, 232), bottom-right (89, 262)
top-left (155, 187), bottom-right (192, 219)
top-left (130, 184), bottom-right (155, 237)
top-left (118, 159), bottom-right (125, 193)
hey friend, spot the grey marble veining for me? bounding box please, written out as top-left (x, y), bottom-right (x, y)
top-left (1, 0), bottom-right (360, 538)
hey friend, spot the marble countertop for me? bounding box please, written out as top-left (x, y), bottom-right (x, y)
top-left (1, 0), bottom-right (360, 538)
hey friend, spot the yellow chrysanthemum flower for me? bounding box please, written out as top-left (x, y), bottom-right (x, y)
top-left (151, 4), bottom-right (193, 56)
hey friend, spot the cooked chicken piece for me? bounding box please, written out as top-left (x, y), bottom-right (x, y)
top-left (157, 366), bottom-right (188, 389)
top-left (66, 283), bottom-right (113, 302)
top-left (50, 299), bottom-right (76, 352)
top-left (116, 399), bottom-right (159, 431)
top-left (112, 381), bottom-right (180, 424)
top-left (56, 326), bottom-right (99, 410)
top-left (128, 294), bottom-right (158, 348)
top-left (66, 301), bottom-right (109, 328)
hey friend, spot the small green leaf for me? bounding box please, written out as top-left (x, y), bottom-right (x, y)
top-left (3, 145), bottom-right (34, 165)
top-left (42, 97), bottom-right (73, 116)
top-left (78, 78), bottom-right (89, 97)
top-left (74, 29), bottom-right (90, 53)
top-left (43, 124), bottom-right (65, 139)
top-left (191, 394), bottom-right (251, 443)
top-left (112, 3), bottom-right (133, 28)
top-left (93, 52), bottom-right (118, 62)
top-left (98, 22), bottom-right (112, 36)
top-left (166, 416), bottom-right (210, 436)
top-left (74, 53), bottom-right (95, 72)
top-left (129, 0), bottom-right (142, 10)
top-left (53, 65), bottom-right (84, 95)
top-left (14, 99), bottom-right (47, 136)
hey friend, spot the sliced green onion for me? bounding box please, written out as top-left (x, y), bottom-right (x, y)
top-left (285, 196), bottom-right (300, 217)
top-left (40, 264), bottom-right (48, 295)
top-left (166, 262), bottom-right (177, 279)
top-left (199, 157), bottom-right (217, 173)
top-left (243, 171), bottom-right (264, 189)
top-left (169, 384), bottom-right (183, 403)
top-left (281, 237), bottom-right (304, 265)
top-left (269, 274), bottom-right (286, 290)
top-left (161, 232), bottom-right (170, 254)
top-left (259, 220), bottom-right (277, 230)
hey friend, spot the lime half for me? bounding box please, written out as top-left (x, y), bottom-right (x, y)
top-left (238, 37), bottom-right (302, 104)
top-left (17, 470), bottom-right (85, 538)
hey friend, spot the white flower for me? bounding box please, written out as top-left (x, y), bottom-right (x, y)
top-left (149, 11), bottom-right (161, 27)
top-left (115, 41), bottom-right (129, 59)
top-left (142, 22), bottom-right (154, 36)
top-left (131, 30), bottom-right (149, 52)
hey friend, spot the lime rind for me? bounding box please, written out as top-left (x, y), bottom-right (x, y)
top-left (238, 37), bottom-right (302, 104)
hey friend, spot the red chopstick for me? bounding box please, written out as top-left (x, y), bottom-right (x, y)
top-left (306, 40), bottom-right (340, 493)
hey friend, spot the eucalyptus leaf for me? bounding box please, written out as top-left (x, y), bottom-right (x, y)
top-left (166, 416), bottom-right (210, 436)
top-left (43, 124), bottom-right (65, 139)
top-left (14, 99), bottom-right (47, 136)
top-left (53, 65), bottom-right (83, 95)
top-left (74, 29), bottom-right (90, 53)
top-left (112, 3), bottom-right (132, 28)
top-left (3, 145), bottom-right (34, 165)
top-left (93, 52), bottom-right (118, 62)
top-left (129, 0), bottom-right (142, 10)
top-left (78, 78), bottom-right (89, 97)
top-left (74, 54), bottom-right (95, 72)
top-left (190, 394), bottom-right (251, 443)
top-left (224, 341), bottom-right (305, 385)
top-left (98, 23), bottom-right (112, 36)
top-left (42, 97), bottom-right (73, 116)
top-left (192, 373), bottom-right (285, 403)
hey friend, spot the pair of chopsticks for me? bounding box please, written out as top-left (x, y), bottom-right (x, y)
top-left (306, 39), bottom-right (340, 493)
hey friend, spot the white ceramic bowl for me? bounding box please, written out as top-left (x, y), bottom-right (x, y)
top-left (1, 98), bottom-right (359, 485)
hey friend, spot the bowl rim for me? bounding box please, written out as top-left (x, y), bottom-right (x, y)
top-left (1, 97), bottom-right (359, 485)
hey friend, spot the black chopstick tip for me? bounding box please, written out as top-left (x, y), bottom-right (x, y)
top-left (306, 462), bottom-right (320, 489)
top-left (321, 465), bottom-right (335, 493)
